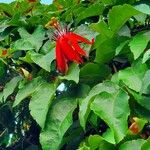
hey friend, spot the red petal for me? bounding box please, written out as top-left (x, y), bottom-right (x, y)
top-left (69, 32), bottom-right (93, 45)
top-left (56, 40), bottom-right (68, 73)
top-left (60, 38), bottom-right (83, 64)
top-left (72, 41), bottom-right (87, 56)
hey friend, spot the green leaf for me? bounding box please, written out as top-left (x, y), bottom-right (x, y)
top-left (75, 25), bottom-right (98, 43)
top-left (140, 70), bottom-right (150, 94)
top-left (78, 134), bottom-right (115, 150)
top-left (88, 135), bottom-right (115, 150)
top-left (40, 98), bottom-right (77, 150)
top-left (29, 50), bottom-right (54, 72)
top-left (19, 51), bottom-right (33, 63)
top-left (119, 139), bottom-right (145, 150)
top-left (141, 138), bottom-right (150, 150)
top-left (129, 31), bottom-right (150, 59)
top-left (133, 103), bottom-right (150, 121)
top-left (134, 13), bottom-right (147, 25)
top-left (40, 41), bottom-right (55, 54)
top-left (142, 49), bottom-right (150, 63)
top-left (12, 26), bottom-right (45, 51)
top-left (88, 135), bottom-right (103, 150)
top-left (13, 39), bottom-right (34, 51)
top-left (80, 63), bottom-right (111, 85)
top-left (102, 128), bottom-right (115, 144)
top-left (95, 37), bottom-right (119, 64)
top-left (118, 25), bottom-right (131, 37)
top-left (76, 3), bottom-right (104, 24)
top-left (29, 83), bottom-right (55, 129)
top-left (115, 40), bottom-right (129, 55)
top-left (134, 4), bottom-right (150, 15)
top-left (59, 63), bottom-right (80, 83)
top-left (91, 90), bottom-right (130, 143)
top-left (90, 20), bottom-right (113, 38)
top-left (13, 77), bottom-right (43, 107)
top-left (108, 4), bottom-right (139, 33)
top-left (78, 143), bottom-right (90, 150)
top-left (101, 0), bottom-right (114, 5)
top-left (118, 62), bottom-right (148, 92)
top-left (0, 62), bottom-right (6, 82)
top-left (127, 88), bottom-right (150, 112)
top-left (0, 92), bottom-right (3, 103)
top-left (3, 76), bottom-right (22, 102)
top-left (79, 81), bottom-right (119, 130)
top-left (0, 3), bottom-right (14, 17)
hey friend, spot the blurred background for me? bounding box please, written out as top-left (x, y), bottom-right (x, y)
top-left (0, 0), bottom-right (53, 4)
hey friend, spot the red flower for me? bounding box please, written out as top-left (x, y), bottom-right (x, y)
top-left (52, 23), bottom-right (94, 73)
top-left (2, 50), bottom-right (7, 56)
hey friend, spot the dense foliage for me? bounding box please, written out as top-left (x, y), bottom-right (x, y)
top-left (0, 0), bottom-right (150, 149)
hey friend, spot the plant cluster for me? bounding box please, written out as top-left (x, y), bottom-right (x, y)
top-left (0, 0), bottom-right (150, 149)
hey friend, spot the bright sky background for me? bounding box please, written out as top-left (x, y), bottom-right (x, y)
top-left (0, 0), bottom-right (53, 4)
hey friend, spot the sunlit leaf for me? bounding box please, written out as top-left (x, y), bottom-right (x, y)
top-left (118, 61), bottom-right (148, 92)
top-left (119, 139), bottom-right (145, 150)
top-left (76, 3), bottom-right (104, 24)
top-left (79, 81), bottom-right (119, 130)
top-left (3, 76), bottom-right (22, 102)
top-left (29, 83), bottom-right (55, 129)
top-left (29, 50), bottom-right (54, 72)
top-left (129, 31), bottom-right (150, 59)
top-left (13, 77), bottom-right (43, 107)
top-left (59, 63), bottom-right (80, 83)
top-left (108, 4), bottom-right (147, 34)
top-left (40, 98), bottom-right (77, 150)
top-left (91, 89), bottom-right (129, 143)
top-left (12, 26), bottom-right (45, 51)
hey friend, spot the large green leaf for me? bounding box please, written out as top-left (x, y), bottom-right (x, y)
top-left (118, 61), bottom-right (148, 92)
top-left (90, 20), bottom-right (113, 37)
top-left (29, 83), bottom-right (55, 129)
top-left (40, 98), bottom-right (77, 150)
top-left (79, 81), bottom-right (119, 130)
top-left (13, 77), bottom-right (43, 107)
top-left (108, 4), bottom-right (144, 34)
top-left (129, 31), bottom-right (150, 59)
top-left (80, 63), bottom-right (111, 85)
top-left (3, 76), bottom-right (22, 102)
top-left (59, 63), bottom-right (80, 83)
top-left (119, 139), bottom-right (145, 150)
top-left (29, 50), bottom-right (54, 72)
top-left (95, 37), bottom-right (119, 64)
top-left (12, 26), bottom-right (45, 51)
top-left (76, 3), bottom-right (104, 24)
top-left (91, 90), bottom-right (130, 143)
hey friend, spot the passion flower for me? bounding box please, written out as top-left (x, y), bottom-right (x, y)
top-left (50, 18), bottom-right (94, 73)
